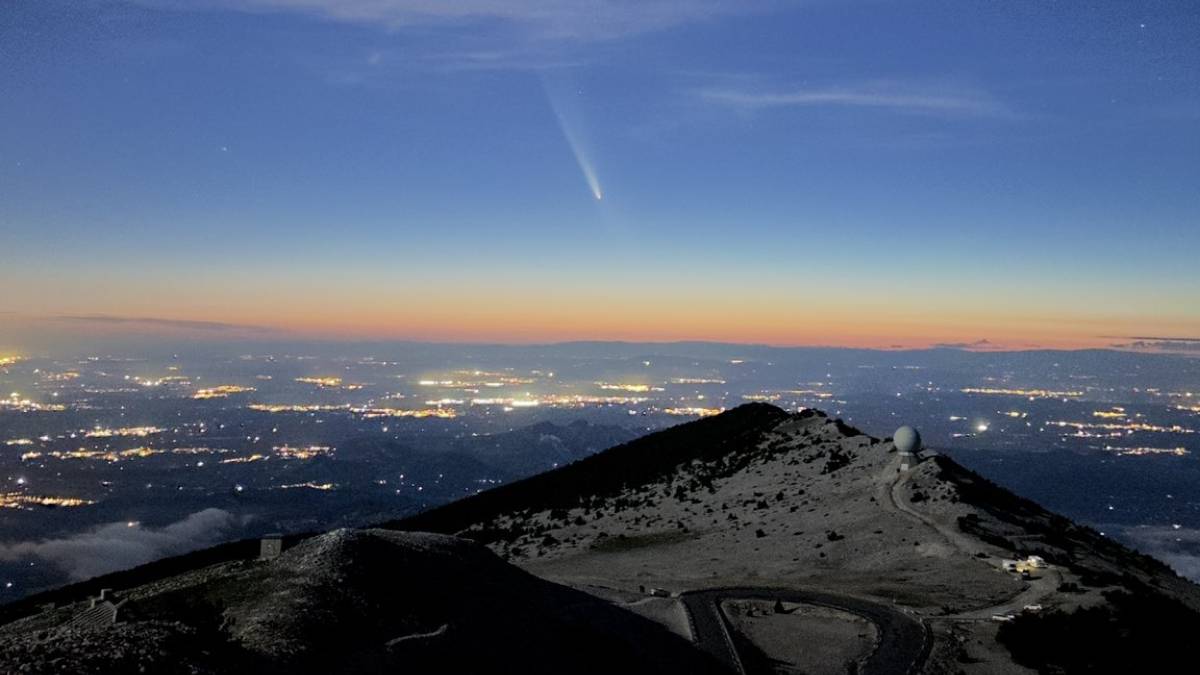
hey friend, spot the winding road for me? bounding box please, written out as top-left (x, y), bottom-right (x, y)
top-left (883, 458), bottom-right (1062, 620)
top-left (677, 457), bottom-right (1067, 674)
top-left (679, 587), bottom-right (929, 675)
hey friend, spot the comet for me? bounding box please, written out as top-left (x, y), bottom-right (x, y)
top-left (555, 116), bottom-right (603, 201)
top-left (543, 78), bottom-right (604, 201)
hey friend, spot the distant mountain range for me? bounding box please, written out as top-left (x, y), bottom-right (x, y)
top-left (2, 404), bottom-right (1197, 673)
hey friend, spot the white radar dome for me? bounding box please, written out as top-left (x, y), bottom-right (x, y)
top-left (893, 426), bottom-right (922, 454)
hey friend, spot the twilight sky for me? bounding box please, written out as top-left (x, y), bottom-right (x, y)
top-left (2, 0), bottom-right (1198, 351)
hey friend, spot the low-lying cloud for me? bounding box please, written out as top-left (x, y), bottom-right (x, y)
top-left (1108, 336), bottom-right (1200, 354)
top-left (0, 509), bottom-right (241, 581)
top-left (1120, 525), bottom-right (1200, 582)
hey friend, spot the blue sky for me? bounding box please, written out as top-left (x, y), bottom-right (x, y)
top-left (1, 1), bottom-right (1198, 349)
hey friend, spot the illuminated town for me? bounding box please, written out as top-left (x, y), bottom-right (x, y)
top-left (0, 492), bottom-right (95, 510)
top-left (959, 387), bottom-right (1085, 399)
top-left (192, 385), bottom-right (256, 400)
top-left (1, 344), bottom-right (1199, 598)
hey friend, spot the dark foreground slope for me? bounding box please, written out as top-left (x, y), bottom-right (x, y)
top-left (6, 404), bottom-right (1200, 674)
top-left (0, 529), bottom-right (723, 675)
top-left (931, 457), bottom-right (1200, 673)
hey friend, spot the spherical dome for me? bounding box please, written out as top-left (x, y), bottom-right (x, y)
top-left (893, 426), bottom-right (922, 454)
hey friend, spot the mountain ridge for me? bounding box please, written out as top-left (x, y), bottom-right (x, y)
top-left (390, 402), bottom-right (793, 536)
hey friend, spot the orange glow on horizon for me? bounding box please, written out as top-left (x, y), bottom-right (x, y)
top-left (2, 308), bottom-right (1189, 352)
top-left (4, 283), bottom-right (1198, 353)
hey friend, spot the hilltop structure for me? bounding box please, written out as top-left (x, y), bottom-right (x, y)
top-left (893, 425), bottom-right (922, 471)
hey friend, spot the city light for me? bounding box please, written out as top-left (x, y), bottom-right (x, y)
top-left (961, 387), bottom-right (1084, 399)
top-left (295, 377), bottom-right (344, 387)
top-left (663, 407), bottom-right (724, 417)
top-left (1, 492), bottom-right (94, 509)
top-left (193, 385), bottom-right (257, 399)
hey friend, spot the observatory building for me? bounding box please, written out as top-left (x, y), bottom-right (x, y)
top-left (894, 426), bottom-right (922, 471)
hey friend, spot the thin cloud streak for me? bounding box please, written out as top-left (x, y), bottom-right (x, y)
top-left (1103, 335), bottom-right (1200, 343)
top-left (932, 339), bottom-right (998, 350)
top-left (420, 48), bottom-right (590, 72)
top-left (698, 82), bottom-right (1016, 118)
top-left (134, 0), bottom-right (761, 41)
top-left (53, 314), bottom-right (271, 333)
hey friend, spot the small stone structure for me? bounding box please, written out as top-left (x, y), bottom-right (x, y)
top-left (260, 534), bottom-right (284, 560)
top-left (89, 589), bottom-right (112, 608)
top-left (63, 590), bottom-right (126, 632)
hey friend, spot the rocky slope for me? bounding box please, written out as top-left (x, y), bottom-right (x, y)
top-left (391, 403), bottom-right (1200, 673)
top-left (0, 529), bottom-right (722, 675)
top-left (3, 403), bottom-right (1199, 674)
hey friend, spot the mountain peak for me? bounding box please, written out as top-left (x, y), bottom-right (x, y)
top-left (384, 405), bottom-right (1200, 671)
top-left (7, 405), bottom-right (1200, 673)
top-left (392, 403), bottom-right (798, 534)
